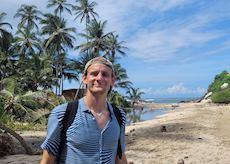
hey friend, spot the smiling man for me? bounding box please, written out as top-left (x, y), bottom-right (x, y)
top-left (40, 57), bottom-right (128, 164)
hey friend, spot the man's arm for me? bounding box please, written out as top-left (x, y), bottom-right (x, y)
top-left (115, 153), bottom-right (128, 164)
top-left (40, 150), bottom-right (56, 164)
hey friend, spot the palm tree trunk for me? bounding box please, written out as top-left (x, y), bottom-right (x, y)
top-left (0, 123), bottom-right (33, 155)
top-left (61, 71), bottom-right (64, 94)
top-left (86, 19), bottom-right (89, 55)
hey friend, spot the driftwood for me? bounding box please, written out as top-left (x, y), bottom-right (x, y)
top-left (0, 123), bottom-right (33, 155)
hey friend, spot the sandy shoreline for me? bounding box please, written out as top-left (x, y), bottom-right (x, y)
top-left (1, 102), bottom-right (230, 164)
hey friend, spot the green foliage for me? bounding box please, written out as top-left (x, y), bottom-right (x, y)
top-left (108, 90), bottom-right (130, 110)
top-left (0, 0), bottom-right (130, 130)
top-left (211, 88), bottom-right (230, 103)
top-left (208, 70), bottom-right (230, 92)
top-left (208, 70), bottom-right (230, 103)
top-left (0, 96), bottom-right (15, 125)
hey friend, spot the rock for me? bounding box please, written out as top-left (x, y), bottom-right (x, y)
top-left (172, 103), bottom-right (179, 108)
top-left (204, 92), bottom-right (212, 99)
top-left (221, 83), bottom-right (229, 90)
top-left (130, 129), bottom-right (135, 133)
top-left (0, 132), bottom-right (14, 156)
top-left (201, 98), bottom-right (212, 104)
top-left (178, 159), bottom-right (184, 164)
top-left (160, 125), bottom-right (167, 132)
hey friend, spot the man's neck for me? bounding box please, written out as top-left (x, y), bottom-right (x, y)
top-left (84, 92), bottom-right (107, 112)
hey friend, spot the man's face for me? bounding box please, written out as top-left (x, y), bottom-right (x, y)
top-left (83, 63), bottom-right (115, 95)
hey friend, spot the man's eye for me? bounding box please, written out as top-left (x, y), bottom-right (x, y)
top-left (90, 72), bottom-right (98, 76)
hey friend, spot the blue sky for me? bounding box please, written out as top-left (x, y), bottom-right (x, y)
top-left (1, 0), bottom-right (230, 98)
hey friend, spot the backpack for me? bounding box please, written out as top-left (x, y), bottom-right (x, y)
top-left (58, 100), bottom-right (123, 162)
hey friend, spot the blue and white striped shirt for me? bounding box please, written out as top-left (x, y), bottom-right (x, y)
top-left (41, 98), bottom-right (126, 164)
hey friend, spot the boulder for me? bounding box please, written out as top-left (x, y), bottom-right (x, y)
top-left (200, 98), bottom-right (212, 104)
top-left (204, 92), bottom-right (212, 99)
top-left (220, 83), bottom-right (229, 90)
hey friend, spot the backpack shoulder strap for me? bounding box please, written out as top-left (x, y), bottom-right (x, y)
top-left (58, 100), bottom-right (79, 161)
top-left (62, 100), bottom-right (79, 132)
top-left (111, 103), bottom-right (123, 159)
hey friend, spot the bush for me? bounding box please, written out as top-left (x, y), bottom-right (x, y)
top-left (208, 70), bottom-right (230, 92)
top-left (0, 97), bottom-right (4, 111)
top-left (211, 88), bottom-right (230, 103)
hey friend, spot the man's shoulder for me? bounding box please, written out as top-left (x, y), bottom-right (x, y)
top-left (110, 103), bottom-right (125, 115)
top-left (109, 103), bottom-right (126, 125)
top-left (51, 103), bottom-right (68, 115)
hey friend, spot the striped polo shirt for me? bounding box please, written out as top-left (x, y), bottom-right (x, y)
top-left (41, 98), bottom-right (126, 164)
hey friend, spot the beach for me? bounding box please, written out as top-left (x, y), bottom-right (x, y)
top-left (0, 102), bottom-right (230, 164)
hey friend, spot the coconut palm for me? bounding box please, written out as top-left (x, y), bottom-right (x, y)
top-left (56, 52), bottom-right (80, 93)
top-left (108, 90), bottom-right (129, 108)
top-left (20, 55), bottom-right (56, 91)
top-left (0, 13), bottom-right (14, 80)
top-left (10, 27), bottom-right (42, 59)
top-left (126, 87), bottom-right (144, 107)
top-left (47, 0), bottom-right (73, 18)
top-left (73, 0), bottom-right (98, 56)
top-left (73, 0), bottom-right (98, 44)
top-left (105, 33), bottom-right (128, 63)
top-left (76, 19), bottom-right (111, 56)
top-left (0, 78), bottom-right (40, 121)
top-left (14, 4), bottom-right (42, 31)
top-left (73, 0), bottom-right (98, 24)
top-left (0, 45), bottom-right (15, 80)
top-left (41, 14), bottom-right (76, 52)
top-left (114, 63), bottom-right (132, 89)
top-left (0, 12), bottom-right (12, 39)
top-left (74, 51), bottom-right (99, 73)
top-left (41, 14), bottom-right (76, 94)
top-left (126, 86), bottom-right (144, 122)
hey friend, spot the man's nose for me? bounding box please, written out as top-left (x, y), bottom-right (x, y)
top-left (95, 72), bottom-right (103, 80)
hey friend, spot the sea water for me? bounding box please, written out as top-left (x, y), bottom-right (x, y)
top-left (126, 97), bottom-right (199, 124)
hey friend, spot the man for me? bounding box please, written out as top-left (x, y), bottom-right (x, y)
top-left (40, 57), bottom-right (128, 164)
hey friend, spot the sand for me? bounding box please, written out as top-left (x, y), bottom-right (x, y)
top-left (0, 102), bottom-right (230, 164)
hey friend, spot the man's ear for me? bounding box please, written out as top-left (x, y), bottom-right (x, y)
top-left (111, 76), bottom-right (116, 86)
top-left (82, 74), bottom-right (87, 84)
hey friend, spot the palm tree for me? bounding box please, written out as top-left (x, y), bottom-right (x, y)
top-left (47, 0), bottom-right (73, 18)
top-left (0, 43), bottom-right (15, 80)
top-left (126, 86), bottom-right (144, 122)
top-left (114, 63), bottom-right (132, 89)
top-left (14, 4), bottom-right (42, 31)
top-left (20, 55), bottom-right (56, 91)
top-left (73, 0), bottom-right (98, 56)
top-left (10, 27), bottom-right (42, 59)
top-left (0, 12), bottom-right (14, 80)
top-left (41, 14), bottom-right (76, 52)
top-left (126, 87), bottom-right (144, 107)
top-left (105, 33), bottom-right (128, 63)
top-left (41, 14), bottom-right (76, 94)
top-left (76, 19), bottom-right (111, 56)
top-left (0, 78), bottom-right (39, 121)
top-left (73, 0), bottom-right (98, 24)
top-left (75, 51), bottom-right (99, 73)
top-left (56, 52), bottom-right (80, 93)
top-left (0, 12), bottom-right (12, 39)
top-left (73, 0), bottom-right (98, 41)
top-left (108, 90), bottom-right (129, 109)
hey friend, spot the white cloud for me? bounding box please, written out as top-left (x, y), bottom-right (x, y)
top-left (166, 83), bottom-right (189, 94)
top-left (141, 83), bottom-right (206, 96)
top-left (97, 0), bottom-right (230, 63)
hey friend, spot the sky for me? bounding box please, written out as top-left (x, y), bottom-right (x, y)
top-left (1, 0), bottom-right (230, 99)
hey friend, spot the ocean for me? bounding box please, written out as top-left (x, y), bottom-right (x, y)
top-left (143, 97), bottom-right (200, 103)
top-left (126, 97), bottom-right (200, 125)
